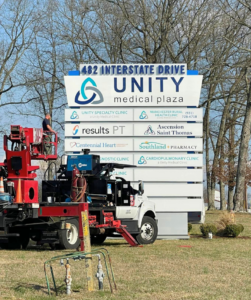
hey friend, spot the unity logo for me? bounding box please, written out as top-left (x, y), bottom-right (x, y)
top-left (138, 156), bottom-right (147, 165)
top-left (139, 111), bottom-right (148, 119)
top-left (75, 77), bottom-right (104, 105)
top-left (70, 111), bottom-right (79, 119)
top-left (144, 125), bottom-right (155, 135)
top-left (72, 125), bottom-right (79, 135)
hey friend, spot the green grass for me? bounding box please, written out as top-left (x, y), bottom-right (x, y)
top-left (1, 211), bottom-right (251, 300)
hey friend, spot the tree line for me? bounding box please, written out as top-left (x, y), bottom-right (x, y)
top-left (1, 0), bottom-right (251, 211)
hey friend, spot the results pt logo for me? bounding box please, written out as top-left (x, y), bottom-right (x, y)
top-left (79, 125), bottom-right (126, 135)
top-left (75, 77), bottom-right (104, 105)
top-left (72, 125), bottom-right (79, 135)
top-left (82, 126), bottom-right (109, 134)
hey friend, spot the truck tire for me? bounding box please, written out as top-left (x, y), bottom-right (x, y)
top-left (134, 216), bottom-right (158, 245)
top-left (58, 219), bottom-right (80, 249)
top-left (91, 234), bottom-right (107, 245)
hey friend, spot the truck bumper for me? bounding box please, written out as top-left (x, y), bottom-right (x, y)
top-left (120, 219), bottom-right (139, 234)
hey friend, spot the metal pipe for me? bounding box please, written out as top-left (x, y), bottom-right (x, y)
top-left (44, 249), bottom-right (116, 295)
top-left (65, 259), bottom-right (72, 295)
top-left (95, 254), bottom-right (104, 290)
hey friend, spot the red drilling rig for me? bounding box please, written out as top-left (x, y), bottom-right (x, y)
top-left (0, 125), bottom-right (148, 250)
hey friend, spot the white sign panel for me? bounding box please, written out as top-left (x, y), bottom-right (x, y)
top-left (65, 138), bottom-right (133, 152)
top-left (95, 153), bottom-right (134, 165)
top-left (134, 108), bottom-right (203, 122)
top-left (152, 198), bottom-right (203, 212)
top-left (64, 75), bottom-right (203, 107)
top-left (134, 168), bottom-right (203, 182)
top-left (134, 153), bottom-right (203, 167)
top-left (133, 183), bottom-right (203, 197)
top-left (79, 64), bottom-right (187, 76)
top-left (65, 123), bottom-right (133, 137)
top-left (134, 138), bottom-right (203, 152)
top-left (134, 123), bottom-right (202, 137)
top-left (110, 168), bottom-right (133, 181)
top-left (65, 108), bottom-right (133, 122)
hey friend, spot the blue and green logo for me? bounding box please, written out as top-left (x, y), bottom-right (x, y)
top-left (70, 111), bottom-right (79, 119)
top-left (139, 111), bottom-right (148, 119)
top-left (75, 77), bottom-right (104, 105)
top-left (138, 156), bottom-right (147, 165)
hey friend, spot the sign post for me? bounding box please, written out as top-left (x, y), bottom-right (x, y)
top-left (81, 211), bottom-right (94, 291)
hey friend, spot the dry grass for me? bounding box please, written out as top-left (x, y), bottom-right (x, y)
top-left (1, 211), bottom-right (251, 300)
top-left (215, 211), bottom-right (235, 231)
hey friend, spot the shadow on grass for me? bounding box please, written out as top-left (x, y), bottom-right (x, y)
top-left (0, 239), bottom-right (131, 252)
top-left (94, 242), bottom-right (128, 247)
top-left (14, 283), bottom-right (49, 294)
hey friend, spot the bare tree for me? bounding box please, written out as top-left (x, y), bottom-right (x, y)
top-left (0, 0), bottom-right (37, 101)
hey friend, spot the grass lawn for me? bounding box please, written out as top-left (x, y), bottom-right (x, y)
top-left (1, 211), bottom-right (251, 300)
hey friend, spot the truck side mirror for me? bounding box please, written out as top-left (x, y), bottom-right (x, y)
top-left (138, 180), bottom-right (144, 195)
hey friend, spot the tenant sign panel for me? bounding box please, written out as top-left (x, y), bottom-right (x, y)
top-left (134, 108), bottom-right (203, 122)
top-left (134, 138), bottom-right (203, 152)
top-left (65, 138), bottom-right (133, 152)
top-left (65, 108), bottom-right (133, 122)
top-left (134, 153), bottom-right (203, 167)
top-left (134, 123), bottom-right (202, 137)
top-left (65, 123), bottom-right (133, 137)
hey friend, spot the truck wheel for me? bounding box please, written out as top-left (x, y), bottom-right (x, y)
top-left (134, 216), bottom-right (158, 245)
top-left (58, 219), bottom-right (80, 249)
top-left (91, 235), bottom-right (107, 245)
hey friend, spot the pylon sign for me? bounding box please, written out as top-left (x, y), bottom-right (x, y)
top-left (64, 63), bottom-right (204, 238)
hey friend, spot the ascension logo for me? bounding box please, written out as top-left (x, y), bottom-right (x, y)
top-left (75, 77), bottom-right (104, 105)
top-left (144, 125), bottom-right (155, 135)
top-left (138, 156), bottom-right (147, 165)
top-left (70, 111), bottom-right (79, 119)
top-left (139, 111), bottom-right (148, 119)
top-left (73, 125), bottom-right (79, 135)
